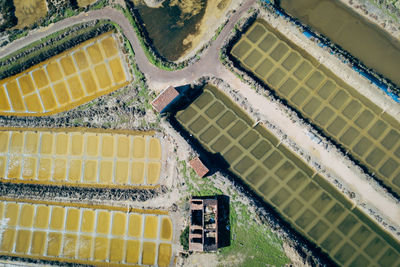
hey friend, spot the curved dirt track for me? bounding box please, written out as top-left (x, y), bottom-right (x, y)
top-left (0, 2), bottom-right (255, 83)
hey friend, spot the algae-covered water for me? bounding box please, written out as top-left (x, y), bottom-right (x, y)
top-left (133, 0), bottom-right (207, 61)
top-left (279, 0), bottom-right (400, 87)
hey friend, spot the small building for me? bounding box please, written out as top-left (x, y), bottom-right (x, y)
top-left (151, 86), bottom-right (180, 113)
top-left (189, 197), bottom-right (218, 252)
top-left (189, 157), bottom-right (209, 178)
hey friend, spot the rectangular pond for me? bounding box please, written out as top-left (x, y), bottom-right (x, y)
top-left (176, 84), bottom-right (400, 266)
top-left (231, 19), bottom-right (400, 197)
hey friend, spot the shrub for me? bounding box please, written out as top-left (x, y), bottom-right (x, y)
top-left (180, 226), bottom-right (189, 250)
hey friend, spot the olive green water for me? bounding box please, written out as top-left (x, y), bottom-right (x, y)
top-left (231, 19), bottom-right (400, 197)
top-left (133, 0), bottom-right (207, 61)
top-left (176, 84), bottom-right (400, 266)
top-left (280, 0), bottom-right (400, 87)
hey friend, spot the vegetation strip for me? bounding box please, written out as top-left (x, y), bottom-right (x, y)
top-left (230, 19), bottom-right (400, 197)
top-left (176, 84), bottom-right (400, 266)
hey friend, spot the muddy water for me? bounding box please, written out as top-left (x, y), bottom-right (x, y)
top-left (133, 0), bottom-right (207, 61)
top-left (280, 0), bottom-right (400, 87)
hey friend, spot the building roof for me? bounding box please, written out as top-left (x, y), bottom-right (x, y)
top-left (151, 86), bottom-right (179, 113)
top-left (189, 157), bottom-right (209, 178)
top-left (189, 197), bottom-right (218, 252)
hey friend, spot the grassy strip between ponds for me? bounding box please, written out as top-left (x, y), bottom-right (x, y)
top-left (0, 20), bottom-right (112, 80)
top-left (178, 160), bottom-right (290, 267)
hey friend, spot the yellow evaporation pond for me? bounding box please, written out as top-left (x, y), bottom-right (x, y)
top-left (116, 161), bottom-right (129, 184)
top-left (0, 86), bottom-right (11, 111)
top-left (147, 162), bottom-right (161, 184)
top-left (7, 155), bottom-right (22, 179)
top-left (40, 133), bottom-right (53, 154)
top-left (18, 75), bottom-right (35, 95)
top-left (117, 136), bottom-right (130, 158)
top-left (56, 133), bottom-right (69, 155)
top-left (31, 231), bottom-right (46, 255)
top-left (144, 215), bottom-right (158, 239)
top-left (133, 137), bottom-right (145, 158)
top-left (25, 93), bottom-right (44, 112)
top-left (60, 56), bottom-right (76, 76)
top-left (125, 240), bottom-right (140, 264)
top-left (53, 81), bottom-right (71, 105)
top-left (109, 58), bottom-right (126, 84)
top-left (86, 135), bottom-right (99, 156)
top-left (66, 208), bottom-right (80, 232)
top-left (15, 229), bottom-right (31, 253)
top-left (101, 37), bottom-right (118, 57)
top-left (0, 156), bottom-right (5, 178)
top-left (84, 160), bottom-right (97, 183)
top-left (158, 243), bottom-right (172, 267)
top-left (97, 211), bottom-right (111, 234)
top-left (80, 70), bottom-right (97, 94)
top-left (22, 157), bottom-right (37, 180)
top-left (68, 159), bottom-right (82, 182)
top-left (63, 234), bottom-right (77, 258)
top-left (142, 242), bottom-right (156, 265)
top-left (148, 138), bottom-right (161, 159)
top-left (34, 205), bottom-right (50, 229)
top-left (46, 61), bottom-right (63, 82)
top-left (32, 69), bottom-right (49, 89)
top-left (25, 132), bottom-right (39, 154)
top-left (1, 229), bottom-right (16, 251)
top-left (78, 235), bottom-right (93, 259)
top-left (19, 204), bottom-right (34, 227)
top-left (50, 206), bottom-right (65, 230)
top-left (10, 132), bottom-right (23, 153)
top-left (131, 162), bottom-right (144, 184)
top-left (71, 134), bottom-right (83, 156)
top-left (128, 214), bottom-right (142, 238)
top-left (47, 232), bottom-right (62, 256)
top-left (161, 217), bottom-right (173, 241)
top-left (6, 81), bottom-right (25, 111)
top-left (110, 238), bottom-right (124, 263)
top-left (5, 203), bottom-right (19, 227)
top-left (39, 87), bottom-right (57, 110)
top-left (67, 76), bottom-right (84, 99)
top-left (0, 132), bottom-right (9, 152)
top-left (54, 158), bottom-right (67, 181)
top-left (94, 64), bottom-right (111, 89)
top-left (87, 43), bottom-right (104, 64)
top-left (38, 158), bottom-right (52, 181)
top-left (112, 212), bottom-right (126, 236)
top-left (102, 135), bottom-right (114, 157)
top-left (73, 51), bottom-right (89, 70)
top-left (81, 209), bottom-right (95, 233)
top-left (99, 160), bottom-right (113, 183)
top-left (94, 236), bottom-right (109, 261)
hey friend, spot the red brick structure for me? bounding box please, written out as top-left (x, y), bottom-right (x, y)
top-left (189, 197), bottom-right (218, 252)
top-left (151, 86), bottom-right (179, 113)
top-left (189, 157), bottom-right (209, 178)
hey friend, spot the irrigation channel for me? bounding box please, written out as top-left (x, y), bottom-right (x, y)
top-left (175, 84), bottom-right (400, 267)
top-left (278, 0), bottom-right (400, 89)
top-left (231, 19), bottom-right (400, 198)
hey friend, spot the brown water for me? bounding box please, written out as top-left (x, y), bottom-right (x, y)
top-left (280, 0), bottom-right (400, 87)
top-left (133, 0), bottom-right (207, 61)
